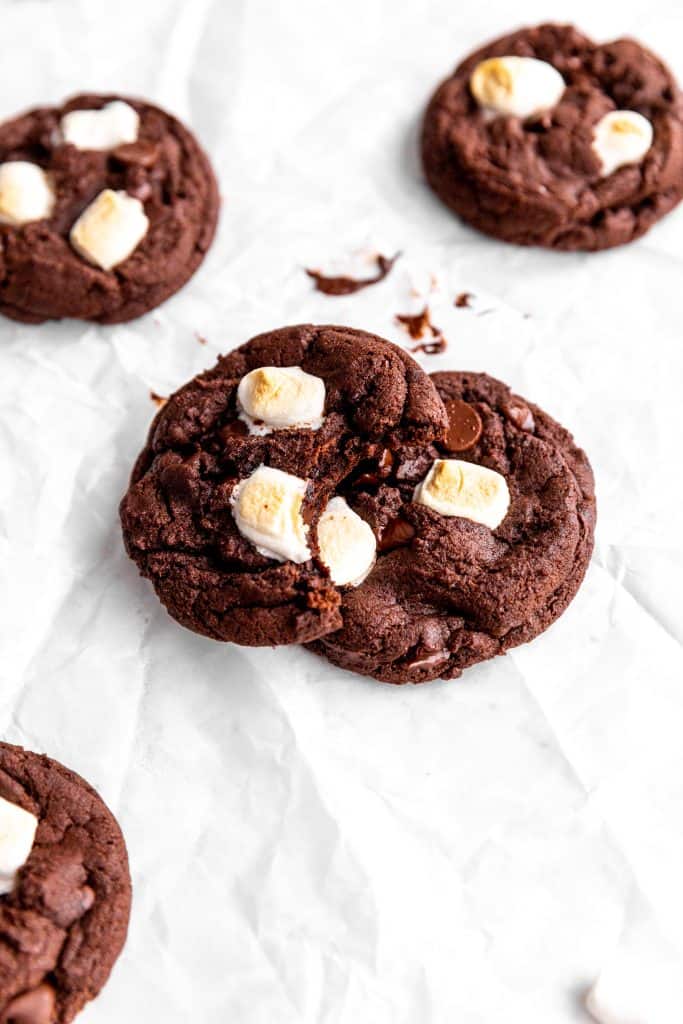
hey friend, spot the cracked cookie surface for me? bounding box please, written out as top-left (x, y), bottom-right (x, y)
top-left (308, 371), bottom-right (596, 684)
top-left (0, 744), bottom-right (131, 1024)
top-left (120, 324), bottom-right (447, 647)
top-left (0, 93), bottom-right (218, 324)
top-left (421, 23), bottom-right (683, 250)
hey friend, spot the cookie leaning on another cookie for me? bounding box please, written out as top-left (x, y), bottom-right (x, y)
top-left (422, 23), bottom-right (683, 250)
top-left (308, 371), bottom-right (596, 684)
top-left (120, 324), bottom-right (448, 647)
top-left (0, 94), bottom-right (219, 324)
top-left (0, 743), bottom-right (131, 1024)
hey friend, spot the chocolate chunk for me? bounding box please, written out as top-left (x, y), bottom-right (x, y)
top-left (378, 516), bottom-right (416, 552)
top-left (503, 399), bottom-right (535, 432)
top-left (306, 253), bottom-right (399, 296)
top-left (1, 985), bottom-right (55, 1024)
top-left (353, 448), bottom-right (394, 487)
top-left (443, 399), bottom-right (482, 451)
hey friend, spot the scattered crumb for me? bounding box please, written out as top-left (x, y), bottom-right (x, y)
top-left (150, 391), bottom-right (167, 408)
top-left (455, 291), bottom-right (472, 308)
top-left (196, 332), bottom-right (207, 345)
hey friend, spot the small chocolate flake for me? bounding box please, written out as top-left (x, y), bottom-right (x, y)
top-left (306, 252), bottom-right (400, 296)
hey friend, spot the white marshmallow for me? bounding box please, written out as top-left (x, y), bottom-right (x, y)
top-left (317, 497), bottom-right (376, 587)
top-left (414, 459), bottom-right (510, 529)
top-left (470, 56), bottom-right (565, 119)
top-left (70, 189), bottom-right (149, 271)
top-left (237, 366), bottom-right (326, 434)
top-left (0, 161), bottom-right (54, 226)
top-left (231, 465), bottom-right (311, 563)
top-left (0, 795), bottom-right (38, 895)
top-left (592, 110), bottom-right (653, 177)
top-left (60, 100), bottom-right (140, 151)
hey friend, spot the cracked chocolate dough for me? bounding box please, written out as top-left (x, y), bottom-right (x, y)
top-left (119, 324), bottom-right (448, 646)
top-left (308, 371), bottom-right (596, 684)
top-left (0, 744), bottom-right (131, 1023)
top-left (0, 93), bottom-right (218, 323)
top-left (421, 23), bottom-right (683, 250)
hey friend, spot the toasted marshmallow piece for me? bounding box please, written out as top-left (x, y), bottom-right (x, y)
top-left (61, 100), bottom-right (140, 151)
top-left (470, 56), bottom-right (565, 119)
top-left (237, 366), bottom-right (326, 434)
top-left (592, 110), bottom-right (653, 177)
top-left (414, 459), bottom-right (510, 529)
top-left (0, 162), bottom-right (54, 226)
top-left (317, 497), bottom-right (376, 587)
top-left (0, 795), bottom-right (38, 896)
top-left (70, 189), bottom-right (149, 271)
top-left (231, 465), bottom-right (311, 563)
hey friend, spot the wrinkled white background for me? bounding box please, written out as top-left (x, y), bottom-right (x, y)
top-left (1, 0), bottom-right (682, 1021)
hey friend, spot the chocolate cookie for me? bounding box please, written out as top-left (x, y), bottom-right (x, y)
top-left (0, 93), bottom-right (218, 324)
top-left (0, 743), bottom-right (131, 1023)
top-left (120, 324), bottom-right (448, 646)
top-left (421, 24), bottom-right (683, 250)
top-left (308, 371), bottom-right (596, 684)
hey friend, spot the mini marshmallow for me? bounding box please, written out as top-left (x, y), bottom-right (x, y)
top-left (61, 100), bottom-right (140, 151)
top-left (592, 110), bottom-right (653, 177)
top-left (231, 465), bottom-right (311, 563)
top-left (0, 795), bottom-right (38, 895)
top-left (470, 56), bottom-right (565, 119)
top-left (0, 161), bottom-right (54, 226)
top-left (414, 459), bottom-right (510, 529)
top-left (317, 496), bottom-right (376, 587)
top-left (70, 189), bottom-right (149, 271)
top-left (237, 366), bottom-right (326, 433)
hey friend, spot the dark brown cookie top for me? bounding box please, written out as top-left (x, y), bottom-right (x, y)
top-left (120, 324), bottom-right (448, 647)
top-left (422, 23), bottom-right (683, 250)
top-left (0, 93), bottom-right (218, 324)
top-left (0, 744), bottom-right (131, 1024)
top-left (308, 371), bottom-right (596, 684)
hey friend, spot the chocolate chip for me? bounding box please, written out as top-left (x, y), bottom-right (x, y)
top-left (378, 516), bottom-right (416, 552)
top-left (443, 399), bottom-right (482, 451)
top-left (1, 984), bottom-right (55, 1024)
top-left (503, 399), bottom-right (535, 432)
top-left (112, 140), bottom-right (160, 167)
top-left (406, 650), bottom-right (449, 672)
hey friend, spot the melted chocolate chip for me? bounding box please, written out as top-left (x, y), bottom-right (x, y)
top-left (443, 399), bottom-right (482, 452)
top-left (378, 516), bottom-right (416, 552)
top-left (503, 399), bottom-right (535, 432)
top-left (405, 650), bottom-right (449, 672)
top-left (221, 418), bottom-right (249, 438)
top-left (306, 253), bottom-right (399, 296)
top-left (1, 984), bottom-right (55, 1024)
top-left (353, 448), bottom-right (394, 487)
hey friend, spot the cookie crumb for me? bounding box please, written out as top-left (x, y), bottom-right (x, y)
top-left (150, 391), bottom-right (167, 408)
top-left (455, 291), bottom-right (472, 308)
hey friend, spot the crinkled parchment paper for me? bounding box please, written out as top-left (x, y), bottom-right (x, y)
top-left (1, 1), bottom-right (682, 1021)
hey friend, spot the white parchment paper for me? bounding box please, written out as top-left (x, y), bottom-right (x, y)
top-left (1, 1), bottom-right (683, 1021)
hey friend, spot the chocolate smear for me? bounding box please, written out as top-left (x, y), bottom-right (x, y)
top-left (395, 307), bottom-right (447, 355)
top-left (306, 253), bottom-right (400, 296)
